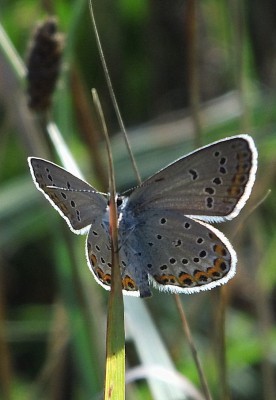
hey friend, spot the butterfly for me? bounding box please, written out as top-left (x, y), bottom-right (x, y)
top-left (28, 134), bottom-right (257, 298)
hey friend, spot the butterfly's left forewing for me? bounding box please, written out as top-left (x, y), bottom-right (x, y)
top-left (127, 135), bottom-right (257, 222)
top-left (28, 157), bottom-right (107, 233)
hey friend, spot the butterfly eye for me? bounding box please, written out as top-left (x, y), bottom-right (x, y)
top-left (117, 197), bottom-right (123, 207)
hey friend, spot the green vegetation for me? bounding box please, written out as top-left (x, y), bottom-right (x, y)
top-left (0, 1), bottom-right (275, 399)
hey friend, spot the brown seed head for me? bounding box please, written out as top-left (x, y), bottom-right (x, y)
top-left (26, 17), bottom-right (64, 112)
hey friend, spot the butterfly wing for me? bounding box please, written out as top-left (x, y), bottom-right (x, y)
top-left (28, 157), bottom-right (107, 233)
top-left (126, 135), bottom-right (257, 222)
top-left (120, 208), bottom-right (236, 296)
top-left (86, 221), bottom-right (141, 296)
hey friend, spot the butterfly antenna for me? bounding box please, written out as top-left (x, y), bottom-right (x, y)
top-left (88, 0), bottom-right (141, 185)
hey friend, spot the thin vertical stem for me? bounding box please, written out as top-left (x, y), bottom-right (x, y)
top-left (185, 0), bottom-right (202, 148)
top-left (92, 90), bottom-right (125, 400)
top-left (229, 0), bottom-right (250, 130)
top-left (178, 3), bottom-right (213, 398)
top-left (214, 288), bottom-right (230, 400)
top-left (0, 259), bottom-right (12, 400)
top-left (89, 0), bottom-right (141, 185)
top-left (174, 295), bottom-right (213, 400)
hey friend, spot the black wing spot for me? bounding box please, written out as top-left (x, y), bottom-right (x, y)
top-left (199, 250), bottom-right (207, 258)
top-left (213, 177), bottom-right (222, 185)
top-left (205, 187), bottom-right (215, 195)
top-left (206, 197), bottom-right (214, 209)
top-left (182, 277), bottom-right (193, 286)
top-left (189, 169), bottom-right (198, 181)
top-left (220, 261), bottom-right (227, 271)
top-left (242, 162), bottom-right (250, 171)
top-left (76, 210), bottom-right (81, 221)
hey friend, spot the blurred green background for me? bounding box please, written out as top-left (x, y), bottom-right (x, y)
top-left (0, 1), bottom-right (276, 399)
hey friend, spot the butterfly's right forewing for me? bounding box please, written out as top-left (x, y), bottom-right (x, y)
top-left (28, 157), bottom-right (108, 233)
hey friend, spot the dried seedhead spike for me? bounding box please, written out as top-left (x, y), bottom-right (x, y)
top-left (26, 17), bottom-right (64, 112)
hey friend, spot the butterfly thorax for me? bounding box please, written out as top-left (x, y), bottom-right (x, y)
top-left (101, 195), bottom-right (137, 243)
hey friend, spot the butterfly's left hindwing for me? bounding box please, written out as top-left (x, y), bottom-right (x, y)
top-left (28, 157), bottom-right (107, 233)
top-left (120, 208), bottom-right (236, 295)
